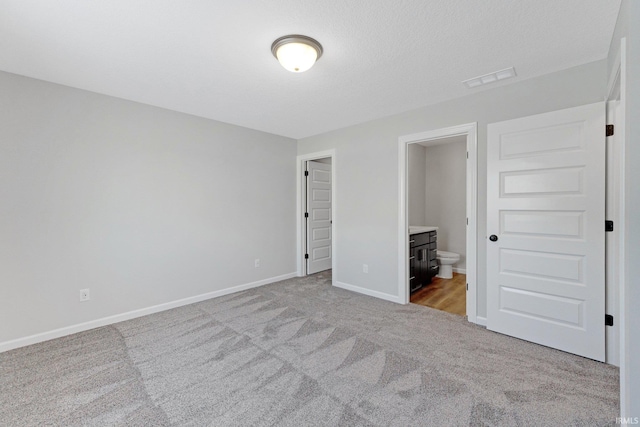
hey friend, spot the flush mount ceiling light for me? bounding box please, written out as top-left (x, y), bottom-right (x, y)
top-left (462, 67), bottom-right (517, 88)
top-left (271, 35), bottom-right (323, 73)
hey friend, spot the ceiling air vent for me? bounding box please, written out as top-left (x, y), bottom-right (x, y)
top-left (463, 67), bottom-right (516, 88)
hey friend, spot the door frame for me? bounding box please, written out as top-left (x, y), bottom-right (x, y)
top-left (398, 123), bottom-right (478, 323)
top-left (605, 46), bottom-right (624, 368)
top-left (296, 149), bottom-right (336, 282)
top-left (607, 37), bottom-right (628, 414)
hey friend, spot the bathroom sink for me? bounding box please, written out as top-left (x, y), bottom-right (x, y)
top-left (409, 226), bottom-right (438, 235)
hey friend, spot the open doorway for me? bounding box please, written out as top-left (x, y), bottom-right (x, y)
top-left (398, 123), bottom-right (478, 323)
top-left (408, 136), bottom-right (467, 316)
top-left (296, 150), bottom-right (336, 282)
top-left (305, 158), bottom-right (332, 274)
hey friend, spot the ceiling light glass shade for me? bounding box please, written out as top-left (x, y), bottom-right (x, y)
top-left (276, 42), bottom-right (317, 72)
top-left (271, 35), bottom-right (323, 73)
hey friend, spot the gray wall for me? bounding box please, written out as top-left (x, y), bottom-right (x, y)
top-left (298, 60), bottom-right (606, 316)
top-left (424, 141), bottom-right (467, 270)
top-left (608, 0), bottom-right (640, 416)
top-left (407, 144), bottom-right (426, 226)
top-left (0, 71), bottom-right (297, 345)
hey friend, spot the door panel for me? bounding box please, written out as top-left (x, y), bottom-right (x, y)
top-left (501, 210), bottom-right (584, 238)
top-left (501, 167), bottom-right (584, 196)
top-left (306, 160), bottom-right (332, 274)
top-left (487, 102), bottom-right (605, 361)
top-left (498, 287), bottom-right (585, 327)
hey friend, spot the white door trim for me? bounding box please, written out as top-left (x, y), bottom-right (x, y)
top-left (605, 43), bottom-right (624, 368)
top-left (608, 36), bottom-right (628, 416)
top-left (296, 150), bottom-right (336, 284)
top-left (398, 123), bottom-right (478, 324)
top-left (605, 98), bottom-right (621, 366)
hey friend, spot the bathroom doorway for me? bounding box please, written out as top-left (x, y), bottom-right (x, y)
top-left (398, 123), bottom-right (478, 323)
top-left (408, 136), bottom-right (467, 316)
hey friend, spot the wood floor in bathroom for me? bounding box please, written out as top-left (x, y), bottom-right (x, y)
top-left (410, 273), bottom-right (466, 316)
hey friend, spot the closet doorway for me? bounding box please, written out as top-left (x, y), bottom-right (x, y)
top-left (306, 158), bottom-right (332, 274)
top-left (296, 150), bottom-right (336, 281)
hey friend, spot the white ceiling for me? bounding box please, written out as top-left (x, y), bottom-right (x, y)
top-left (0, 1), bottom-right (621, 139)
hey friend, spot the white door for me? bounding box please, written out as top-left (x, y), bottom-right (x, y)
top-left (487, 102), bottom-right (605, 361)
top-left (306, 160), bottom-right (332, 274)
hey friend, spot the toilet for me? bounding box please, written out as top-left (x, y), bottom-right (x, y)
top-left (436, 250), bottom-right (460, 279)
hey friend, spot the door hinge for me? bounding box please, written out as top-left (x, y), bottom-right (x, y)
top-left (466, 151), bottom-right (469, 159)
top-left (605, 314), bottom-right (614, 326)
top-left (466, 217), bottom-right (468, 225)
top-left (466, 283), bottom-right (468, 291)
top-left (605, 220), bottom-right (614, 232)
top-left (304, 212), bottom-right (309, 218)
top-left (606, 124), bottom-right (614, 137)
top-left (304, 253), bottom-right (309, 259)
top-left (304, 170), bottom-right (309, 176)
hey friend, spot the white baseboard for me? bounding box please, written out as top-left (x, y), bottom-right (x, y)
top-left (0, 272), bottom-right (296, 353)
top-left (475, 316), bottom-right (487, 327)
top-left (334, 281), bottom-right (403, 304)
top-left (453, 267), bottom-right (467, 274)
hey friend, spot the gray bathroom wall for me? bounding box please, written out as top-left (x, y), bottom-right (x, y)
top-left (407, 144), bottom-right (426, 226)
top-left (424, 141), bottom-right (467, 270)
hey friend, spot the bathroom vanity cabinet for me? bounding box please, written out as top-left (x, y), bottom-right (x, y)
top-left (409, 230), bottom-right (438, 294)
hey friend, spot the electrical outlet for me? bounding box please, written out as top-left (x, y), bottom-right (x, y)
top-left (363, 264), bottom-right (368, 273)
top-left (254, 259), bottom-right (260, 268)
top-left (79, 288), bottom-right (90, 302)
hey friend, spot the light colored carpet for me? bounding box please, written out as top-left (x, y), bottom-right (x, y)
top-left (1, 271), bottom-right (619, 426)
